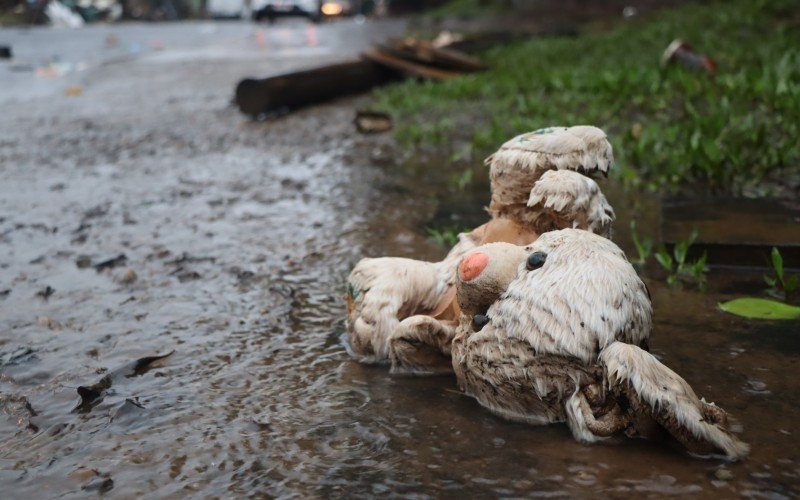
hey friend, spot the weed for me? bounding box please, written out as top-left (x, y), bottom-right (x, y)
top-left (764, 247), bottom-right (798, 300)
top-left (426, 226), bottom-right (465, 247)
top-left (449, 168), bottom-right (473, 191)
top-left (629, 220), bottom-right (653, 265)
top-left (654, 229), bottom-right (708, 287)
top-left (374, 0), bottom-right (800, 192)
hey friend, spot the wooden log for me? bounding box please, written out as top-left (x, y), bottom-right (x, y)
top-left (660, 197), bottom-right (800, 270)
top-left (235, 59), bottom-right (401, 118)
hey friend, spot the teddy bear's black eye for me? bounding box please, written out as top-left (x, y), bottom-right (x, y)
top-left (472, 314), bottom-right (490, 331)
top-left (526, 252), bottom-right (547, 271)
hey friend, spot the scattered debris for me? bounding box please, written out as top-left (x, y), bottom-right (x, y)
top-left (93, 254), bottom-right (127, 271)
top-left (622, 6), bottom-right (637, 19)
top-left (236, 35), bottom-right (486, 118)
top-left (65, 86), bottom-right (83, 97)
top-left (35, 285), bottom-right (55, 299)
top-left (431, 31), bottom-right (464, 49)
top-left (0, 289), bottom-right (10, 299)
top-left (354, 110), bottom-right (393, 134)
top-left (229, 266), bottom-right (256, 283)
top-left (714, 468), bottom-right (734, 481)
top-left (74, 351), bottom-right (174, 413)
top-left (76, 255), bottom-right (92, 268)
top-left (171, 269), bottom-right (201, 282)
top-left (46, 1), bottom-right (85, 28)
top-left (82, 477), bottom-right (114, 494)
top-left (0, 46), bottom-right (11, 60)
top-left (662, 39), bottom-right (716, 74)
top-left (373, 39), bottom-right (487, 74)
top-left (166, 252), bottom-right (216, 265)
top-left (37, 316), bottom-right (62, 329)
top-left (0, 393), bottom-right (39, 433)
top-left (120, 268), bottom-right (138, 284)
top-left (110, 397), bottom-right (146, 423)
top-left (0, 346), bottom-right (37, 367)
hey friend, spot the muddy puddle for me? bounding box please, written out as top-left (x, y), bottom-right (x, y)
top-left (2, 134), bottom-right (798, 497)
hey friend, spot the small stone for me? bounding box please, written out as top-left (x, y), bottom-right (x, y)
top-left (69, 467), bottom-right (99, 482)
top-left (121, 269), bottom-right (137, 284)
top-left (714, 468), bottom-right (733, 481)
top-left (76, 255), bottom-right (92, 268)
top-left (37, 316), bottom-right (60, 329)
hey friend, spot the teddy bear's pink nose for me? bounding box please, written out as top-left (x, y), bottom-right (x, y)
top-left (460, 252), bottom-right (489, 281)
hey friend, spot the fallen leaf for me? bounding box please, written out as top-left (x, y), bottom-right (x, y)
top-left (719, 298), bottom-right (800, 320)
top-left (74, 351), bottom-right (174, 413)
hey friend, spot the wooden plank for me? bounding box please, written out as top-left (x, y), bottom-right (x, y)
top-left (376, 39), bottom-right (487, 72)
top-left (660, 197), bottom-right (800, 270)
top-left (361, 48), bottom-right (461, 80)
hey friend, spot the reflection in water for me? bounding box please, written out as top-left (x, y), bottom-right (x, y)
top-left (1, 130), bottom-right (799, 497)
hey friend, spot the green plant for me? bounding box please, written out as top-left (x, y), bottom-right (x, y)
top-left (629, 220), bottom-right (653, 265)
top-left (449, 168), bottom-right (473, 191)
top-left (374, 0), bottom-right (800, 193)
top-left (764, 247), bottom-right (798, 300)
top-left (654, 229), bottom-right (708, 287)
top-left (426, 226), bottom-right (465, 247)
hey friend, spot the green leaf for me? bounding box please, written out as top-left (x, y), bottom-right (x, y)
top-left (719, 298), bottom-right (800, 320)
top-left (771, 247), bottom-right (784, 279)
top-left (786, 274), bottom-right (799, 294)
top-left (764, 275), bottom-right (777, 287)
top-left (674, 241), bottom-right (688, 266)
top-left (655, 248), bottom-right (673, 270)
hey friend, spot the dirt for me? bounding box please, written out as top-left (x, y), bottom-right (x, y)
top-left (1, 17), bottom-right (799, 498)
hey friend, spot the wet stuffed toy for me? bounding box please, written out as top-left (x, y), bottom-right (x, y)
top-left (346, 126), bottom-right (615, 364)
top-left (442, 229), bottom-right (748, 459)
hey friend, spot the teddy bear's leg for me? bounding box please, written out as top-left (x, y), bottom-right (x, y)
top-left (389, 315), bottom-right (457, 376)
top-left (454, 330), bottom-right (599, 425)
top-left (599, 341), bottom-right (749, 459)
top-left (564, 384), bottom-right (630, 443)
top-left (346, 257), bottom-right (449, 363)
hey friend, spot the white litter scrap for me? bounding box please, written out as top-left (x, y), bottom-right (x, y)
top-left (46, 1), bottom-right (85, 28)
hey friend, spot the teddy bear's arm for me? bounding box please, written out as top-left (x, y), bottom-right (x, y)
top-left (346, 257), bottom-right (451, 363)
top-left (388, 315), bottom-right (458, 376)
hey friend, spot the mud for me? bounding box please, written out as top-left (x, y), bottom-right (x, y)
top-left (1, 19), bottom-right (799, 498)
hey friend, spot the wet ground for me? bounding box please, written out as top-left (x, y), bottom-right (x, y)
top-left (2, 18), bottom-right (800, 498)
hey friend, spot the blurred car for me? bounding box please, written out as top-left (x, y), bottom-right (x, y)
top-left (252, 0), bottom-right (325, 21)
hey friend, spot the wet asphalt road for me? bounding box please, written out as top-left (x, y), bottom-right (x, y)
top-left (2, 17), bottom-right (800, 499)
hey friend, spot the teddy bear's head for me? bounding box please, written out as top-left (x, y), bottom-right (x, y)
top-left (456, 229), bottom-right (651, 363)
top-left (485, 126), bottom-right (614, 232)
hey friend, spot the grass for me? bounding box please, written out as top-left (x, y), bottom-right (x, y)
top-left (425, 0), bottom-right (508, 19)
top-left (373, 0), bottom-right (800, 193)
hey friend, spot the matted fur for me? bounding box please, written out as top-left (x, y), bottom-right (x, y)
top-left (600, 342), bottom-right (749, 459)
top-left (528, 170), bottom-right (615, 237)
